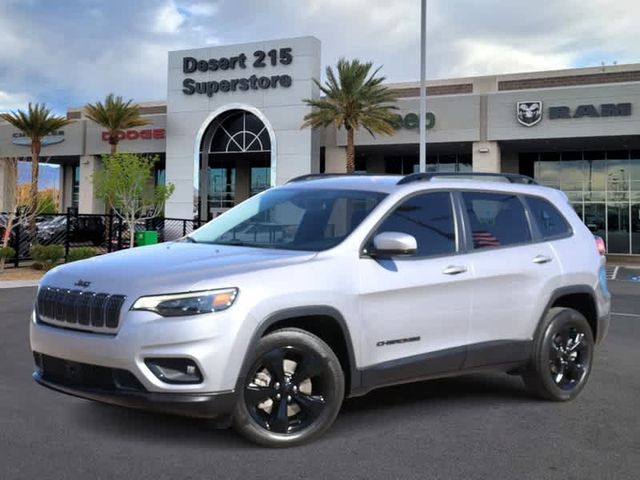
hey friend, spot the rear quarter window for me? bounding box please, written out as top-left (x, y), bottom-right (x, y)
top-left (526, 196), bottom-right (572, 239)
top-left (462, 191), bottom-right (531, 249)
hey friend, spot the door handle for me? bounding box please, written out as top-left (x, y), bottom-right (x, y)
top-left (532, 255), bottom-right (552, 264)
top-left (442, 265), bottom-right (467, 275)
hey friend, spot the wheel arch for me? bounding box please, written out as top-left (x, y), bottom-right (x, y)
top-left (537, 285), bottom-right (598, 342)
top-left (237, 306), bottom-right (361, 396)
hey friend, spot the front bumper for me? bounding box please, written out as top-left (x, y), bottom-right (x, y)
top-left (33, 368), bottom-right (236, 419)
top-left (30, 307), bottom-right (252, 394)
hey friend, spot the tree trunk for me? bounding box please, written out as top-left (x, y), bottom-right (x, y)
top-left (129, 222), bottom-right (135, 249)
top-left (109, 131), bottom-right (118, 155)
top-left (346, 127), bottom-right (355, 173)
top-left (29, 140), bottom-right (41, 238)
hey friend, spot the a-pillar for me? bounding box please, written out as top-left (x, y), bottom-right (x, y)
top-left (78, 155), bottom-right (104, 214)
top-left (472, 141), bottom-right (501, 173)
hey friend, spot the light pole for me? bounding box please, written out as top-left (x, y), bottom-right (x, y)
top-left (418, 0), bottom-right (427, 173)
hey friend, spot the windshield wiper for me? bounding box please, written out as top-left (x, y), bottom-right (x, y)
top-left (184, 236), bottom-right (197, 243)
top-left (209, 239), bottom-right (256, 247)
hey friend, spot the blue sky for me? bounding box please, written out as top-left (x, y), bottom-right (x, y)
top-left (0, 0), bottom-right (638, 114)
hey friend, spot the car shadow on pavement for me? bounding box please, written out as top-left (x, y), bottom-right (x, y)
top-left (343, 372), bottom-right (530, 412)
top-left (69, 372), bottom-right (529, 447)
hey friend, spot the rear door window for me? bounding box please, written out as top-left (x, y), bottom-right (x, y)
top-left (462, 191), bottom-right (531, 249)
top-left (526, 196), bottom-right (572, 239)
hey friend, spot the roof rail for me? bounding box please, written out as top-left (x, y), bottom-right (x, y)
top-left (397, 172), bottom-right (538, 186)
top-left (287, 173), bottom-right (381, 184)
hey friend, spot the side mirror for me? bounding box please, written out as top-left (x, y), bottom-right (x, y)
top-left (370, 231), bottom-right (417, 258)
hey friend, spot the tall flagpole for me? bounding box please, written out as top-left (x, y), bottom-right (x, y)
top-left (418, 0), bottom-right (427, 173)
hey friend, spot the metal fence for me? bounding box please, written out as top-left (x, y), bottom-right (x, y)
top-left (0, 209), bottom-right (203, 267)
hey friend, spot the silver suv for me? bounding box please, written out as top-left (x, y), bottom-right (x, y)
top-left (30, 173), bottom-right (611, 447)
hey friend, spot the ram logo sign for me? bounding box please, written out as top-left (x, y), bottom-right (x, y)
top-left (516, 101), bottom-right (543, 127)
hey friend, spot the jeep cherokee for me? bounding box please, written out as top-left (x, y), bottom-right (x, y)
top-left (30, 173), bottom-right (611, 447)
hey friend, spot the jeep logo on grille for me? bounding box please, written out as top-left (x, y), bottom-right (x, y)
top-left (74, 280), bottom-right (91, 288)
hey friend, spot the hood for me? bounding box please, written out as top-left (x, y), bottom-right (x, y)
top-left (42, 242), bottom-right (317, 294)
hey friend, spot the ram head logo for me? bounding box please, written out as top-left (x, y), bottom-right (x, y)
top-left (516, 101), bottom-right (543, 126)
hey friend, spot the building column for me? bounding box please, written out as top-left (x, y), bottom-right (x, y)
top-left (61, 164), bottom-right (74, 212)
top-left (0, 159), bottom-right (7, 213)
top-left (324, 126), bottom-right (347, 173)
top-left (472, 141), bottom-right (501, 173)
top-left (78, 155), bottom-right (104, 214)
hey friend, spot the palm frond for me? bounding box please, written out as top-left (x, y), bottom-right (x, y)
top-left (85, 93), bottom-right (151, 131)
top-left (0, 103), bottom-right (72, 141)
top-left (302, 58), bottom-right (397, 138)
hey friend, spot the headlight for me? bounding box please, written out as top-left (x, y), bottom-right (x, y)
top-left (131, 288), bottom-right (238, 317)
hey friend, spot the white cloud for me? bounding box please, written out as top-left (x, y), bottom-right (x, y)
top-left (0, 90), bottom-right (32, 112)
top-left (153, 1), bottom-right (185, 34)
top-left (0, 0), bottom-right (639, 112)
top-left (447, 40), bottom-right (572, 78)
top-left (184, 1), bottom-right (218, 17)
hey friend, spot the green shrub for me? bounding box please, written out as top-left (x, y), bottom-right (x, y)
top-left (0, 246), bottom-right (16, 260)
top-left (31, 244), bottom-right (64, 270)
top-left (67, 247), bottom-right (98, 262)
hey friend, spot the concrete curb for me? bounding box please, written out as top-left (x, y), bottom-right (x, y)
top-left (0, 280), bottom-right (40, 289)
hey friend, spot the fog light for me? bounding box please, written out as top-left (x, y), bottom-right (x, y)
top-left (145, 358), bottom-right (203, 384)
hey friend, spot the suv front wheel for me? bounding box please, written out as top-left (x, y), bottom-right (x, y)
top-left (233, 328), bottom-right (344, 447)
top-left (524, 307), bottom-right (594, 401)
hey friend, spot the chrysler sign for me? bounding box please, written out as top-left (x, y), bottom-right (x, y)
top-left (12, 130), bottom-right (65, 146)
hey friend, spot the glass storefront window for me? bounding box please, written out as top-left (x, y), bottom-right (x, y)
top-left (251, 167), bottom-right (270, 196)
top-left (528, 150), bottom-right (640, 255)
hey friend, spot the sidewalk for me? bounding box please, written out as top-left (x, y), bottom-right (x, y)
top-left (0, 279), bottom-right (40, 289)
top-left (0, 268), bottom-right (43, 289)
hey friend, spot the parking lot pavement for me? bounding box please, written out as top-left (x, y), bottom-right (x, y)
top-left (1, 285), bottom-right (639, 480)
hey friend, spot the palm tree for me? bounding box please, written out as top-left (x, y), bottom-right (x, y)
top-left (85, 94), bottom-right (150, 154)
top-left (0, 104), bottom-right (71, 234)
top-left (302, 58), bottom-right (397, 173)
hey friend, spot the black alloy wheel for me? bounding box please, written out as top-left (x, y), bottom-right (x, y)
top-left (245, 346), bottom-right (327, 434)
top-left (233, 328), bottom-right (344, 447)
top-left (548, 324), bottom-right (591, 390)
top-left (524, 307), bottom-right (594, 401)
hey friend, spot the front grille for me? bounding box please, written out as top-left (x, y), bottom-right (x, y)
top-left (37, 286), bottom-right (126, 332)
top-left (34, 353), bottom-right (145, 392)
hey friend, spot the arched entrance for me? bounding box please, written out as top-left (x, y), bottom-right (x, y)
top-left (197, 108), bottom-right (274, 220)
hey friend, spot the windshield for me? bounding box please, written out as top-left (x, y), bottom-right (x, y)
top-left (190, 188), bottom-right (387, 251)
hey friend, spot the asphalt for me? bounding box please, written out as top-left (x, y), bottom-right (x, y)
top-left (0, 284), bottom-right (639, 480)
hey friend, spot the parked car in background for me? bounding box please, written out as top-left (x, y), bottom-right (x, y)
top-left (36, 215), bottom-right (106, 247)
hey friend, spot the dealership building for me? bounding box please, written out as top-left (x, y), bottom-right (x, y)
top-left (1, 36), bottom-right (640, 254)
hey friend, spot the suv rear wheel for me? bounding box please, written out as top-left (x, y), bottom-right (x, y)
top-left (524, 307), bottom-right (594, 401)
top-left (232, 328), bottom-right (344, 447)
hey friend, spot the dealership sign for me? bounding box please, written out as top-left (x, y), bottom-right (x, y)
top-left (182, 47), bottom-right (293, 98)
top-left (517, 101), bottom-right (632, 127)
top-left (12, 130), bottom-right (65, 146)
top-left (393, 112), bottom-right (436, 130)
top-left (101, 129), bottom-right (165, 141)
top-left (516, 101), bottom-right (543, 126)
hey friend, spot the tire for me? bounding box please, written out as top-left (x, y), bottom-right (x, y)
top-left (523, 307), bottom-right (594, 401)
top-left (232, 328), bottom-right (344, 447)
